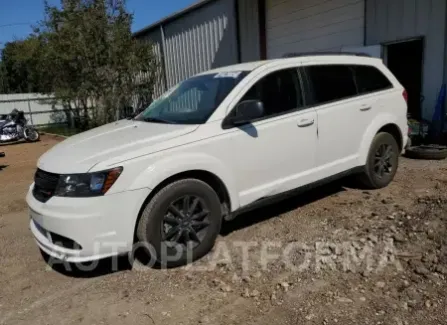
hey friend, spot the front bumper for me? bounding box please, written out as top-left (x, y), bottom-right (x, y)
top-left (26, 185), bottom-right (151, 263)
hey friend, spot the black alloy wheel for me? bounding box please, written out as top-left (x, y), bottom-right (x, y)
top-left (373, 143), bottom-right (395, 179)
top-left (358, 132), bottom-right (399, 189)
top-left (162, 195), bottom-right (211, 248)
top-left (136, 179), bottom-right (222, 268)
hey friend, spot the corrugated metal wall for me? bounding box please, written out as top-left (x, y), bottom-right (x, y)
top-left (366, 0), bottom-right (447, 119)
top-left (238, 0), bottom-right (261, 62)
top-left (139, 28), bottom-right (167, 98)
top-left (138, 0), bottom-right (239, 95)
top-left (265, 0), bottom-right (365, 58)
top-left (163, 0), bottom-right (238, 88)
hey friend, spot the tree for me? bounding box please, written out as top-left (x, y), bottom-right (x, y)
top-left (33, 0), bottom-right (158, 128)
top-left (0, 39), bottom-right (45, 93)
top-left (0, 60), bottom-right (8, 93)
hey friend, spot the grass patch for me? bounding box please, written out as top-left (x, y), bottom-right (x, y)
top-left (40, 126), bottom-right (82, 137)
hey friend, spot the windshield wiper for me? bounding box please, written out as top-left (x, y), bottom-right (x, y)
top-left (142, 117), bottom-right (176, 124)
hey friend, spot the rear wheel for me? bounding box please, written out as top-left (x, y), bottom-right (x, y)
top-left (358, 132), bottom-right (399, 189)
top-left (136, 179), bottom-right (222, 268)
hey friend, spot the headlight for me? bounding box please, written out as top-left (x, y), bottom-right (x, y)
top-left (55, 167), bottom-right (123, 197)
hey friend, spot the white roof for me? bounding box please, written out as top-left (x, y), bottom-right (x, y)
top-left (196, 54), bottom-right (382, 77)
top-left (197, 60), bottom-right (271, 75)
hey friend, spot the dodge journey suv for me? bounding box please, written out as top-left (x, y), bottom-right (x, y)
top-left (27, 53), bottom-right (408, 267)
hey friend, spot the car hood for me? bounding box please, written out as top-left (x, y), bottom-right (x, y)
top-left (38, 119), bottom-right (198, 174)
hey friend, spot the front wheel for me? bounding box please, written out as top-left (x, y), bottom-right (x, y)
top-left (24, 127), bottom-right (40, 142)
top-left (358, 132), bottom-right (399, 189)
top-left (136, 179), bottom-right (222, 268)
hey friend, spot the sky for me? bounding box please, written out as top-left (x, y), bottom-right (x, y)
top-left (0, 0), bottom-right (196, 48)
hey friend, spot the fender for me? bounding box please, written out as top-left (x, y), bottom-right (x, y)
top-left (358, 113), bottom-right (403, 165)
top-left (127, 152), bottom-right (240, 211)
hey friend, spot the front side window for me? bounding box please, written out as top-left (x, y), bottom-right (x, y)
top-left (136, 71), bottom-right (249, 124)
top-left (305, 65), bottom-right (357, 105)
top-left (239, 68), bottom-right (303, 118)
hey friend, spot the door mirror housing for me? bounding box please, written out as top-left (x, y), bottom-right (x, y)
top-left (228, 100), bottom-right (265, 126)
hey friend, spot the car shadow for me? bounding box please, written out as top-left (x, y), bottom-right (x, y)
top-left (41, 250), bottom-right (133, 278)
top-left (220, 180), bottom-right (346, 236)
top-left (0, 165), bottom-right (8, 171)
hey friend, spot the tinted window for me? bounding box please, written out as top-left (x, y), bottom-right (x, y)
top-left (353, 65), bottom-right (392, 94)
top-left (305, 65), bottom-right (357, 104)
top-left (240, 68), bottom-right (303, 118)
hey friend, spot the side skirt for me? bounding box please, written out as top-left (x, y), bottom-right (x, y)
top-left (225, 166), bottom-right (364, 221)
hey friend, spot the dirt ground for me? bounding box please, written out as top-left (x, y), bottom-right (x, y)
top-left (0, 135), bottom-right (446, 325)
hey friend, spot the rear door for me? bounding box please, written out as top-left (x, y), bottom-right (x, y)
top-left (302, 64), bottom-right (365, 177)
top-left (302, 63), bottom-right (394, 178)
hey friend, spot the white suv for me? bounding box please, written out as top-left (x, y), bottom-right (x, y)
top-left (27, 53), bottom-right (408, 266)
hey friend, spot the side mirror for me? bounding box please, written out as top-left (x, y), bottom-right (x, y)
top-left (229, 100), bottom-right (264, 126)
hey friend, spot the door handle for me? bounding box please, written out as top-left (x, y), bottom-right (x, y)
top-left (297, 119), bottom-right (314, 127)
top-left (360, 105), bottom-right (372, 111)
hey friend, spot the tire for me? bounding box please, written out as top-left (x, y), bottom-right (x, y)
top-left (358, 132), bottom-right (399, 189)
top-left (405, 136), bottom-right (412, 149)
top-left (405, 145), bottom-right (447, 160)
top-left (136, 179), bottom-right (222, 268)
top-left (24, 127), bottom-right (40, 142)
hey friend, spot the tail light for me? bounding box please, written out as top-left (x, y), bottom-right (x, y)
top-left (402, 89), bottom-right (408, 103)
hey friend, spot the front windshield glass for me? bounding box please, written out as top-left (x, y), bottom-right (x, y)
top-left (135, 71), bottom-right (249, 124)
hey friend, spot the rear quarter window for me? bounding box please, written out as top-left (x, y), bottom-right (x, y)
top-left (352, 65), bottom-right (393, 94)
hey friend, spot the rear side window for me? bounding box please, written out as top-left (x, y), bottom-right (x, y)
top-left (353, 65), bottom-right (393, 94)
top-left (305, 65), bottom-right (357, 105)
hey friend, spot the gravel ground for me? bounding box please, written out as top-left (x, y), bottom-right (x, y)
top-left (0, 135), bottom-right (446, 325)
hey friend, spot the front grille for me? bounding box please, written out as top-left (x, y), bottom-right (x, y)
top-left (33, 168), bottom-right (59, 203)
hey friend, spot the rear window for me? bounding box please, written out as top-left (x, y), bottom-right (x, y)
top-left (352, 65), bottom-right (393, 94)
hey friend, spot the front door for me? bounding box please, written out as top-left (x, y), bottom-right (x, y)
top-left (223, 68), bottom-right (318, 207)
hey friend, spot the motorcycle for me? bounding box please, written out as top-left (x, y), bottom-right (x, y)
top-left (0, 109), bottom-right (40, 143)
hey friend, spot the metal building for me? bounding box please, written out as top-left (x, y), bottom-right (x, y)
top-left (134, 0), bottom-right (239, 97)
top-left (134, 0), bottom-right (447, 120)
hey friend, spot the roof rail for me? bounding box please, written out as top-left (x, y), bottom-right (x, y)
top-left (282, 51), bottom-right (371, 58)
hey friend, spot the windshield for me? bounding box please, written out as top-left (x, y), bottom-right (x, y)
top-left (135, 71), bottom-right (249, 124)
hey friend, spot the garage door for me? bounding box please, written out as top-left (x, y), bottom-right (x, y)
top-left (266, 0), bottom-right (365, 58)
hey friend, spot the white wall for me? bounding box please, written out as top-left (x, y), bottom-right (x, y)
top-left (0, 93), bottom-right (64, 126)
top-left (0, 94), bottom-right (100, 126)
top-left (266, 0), bottom-right (365, 58)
